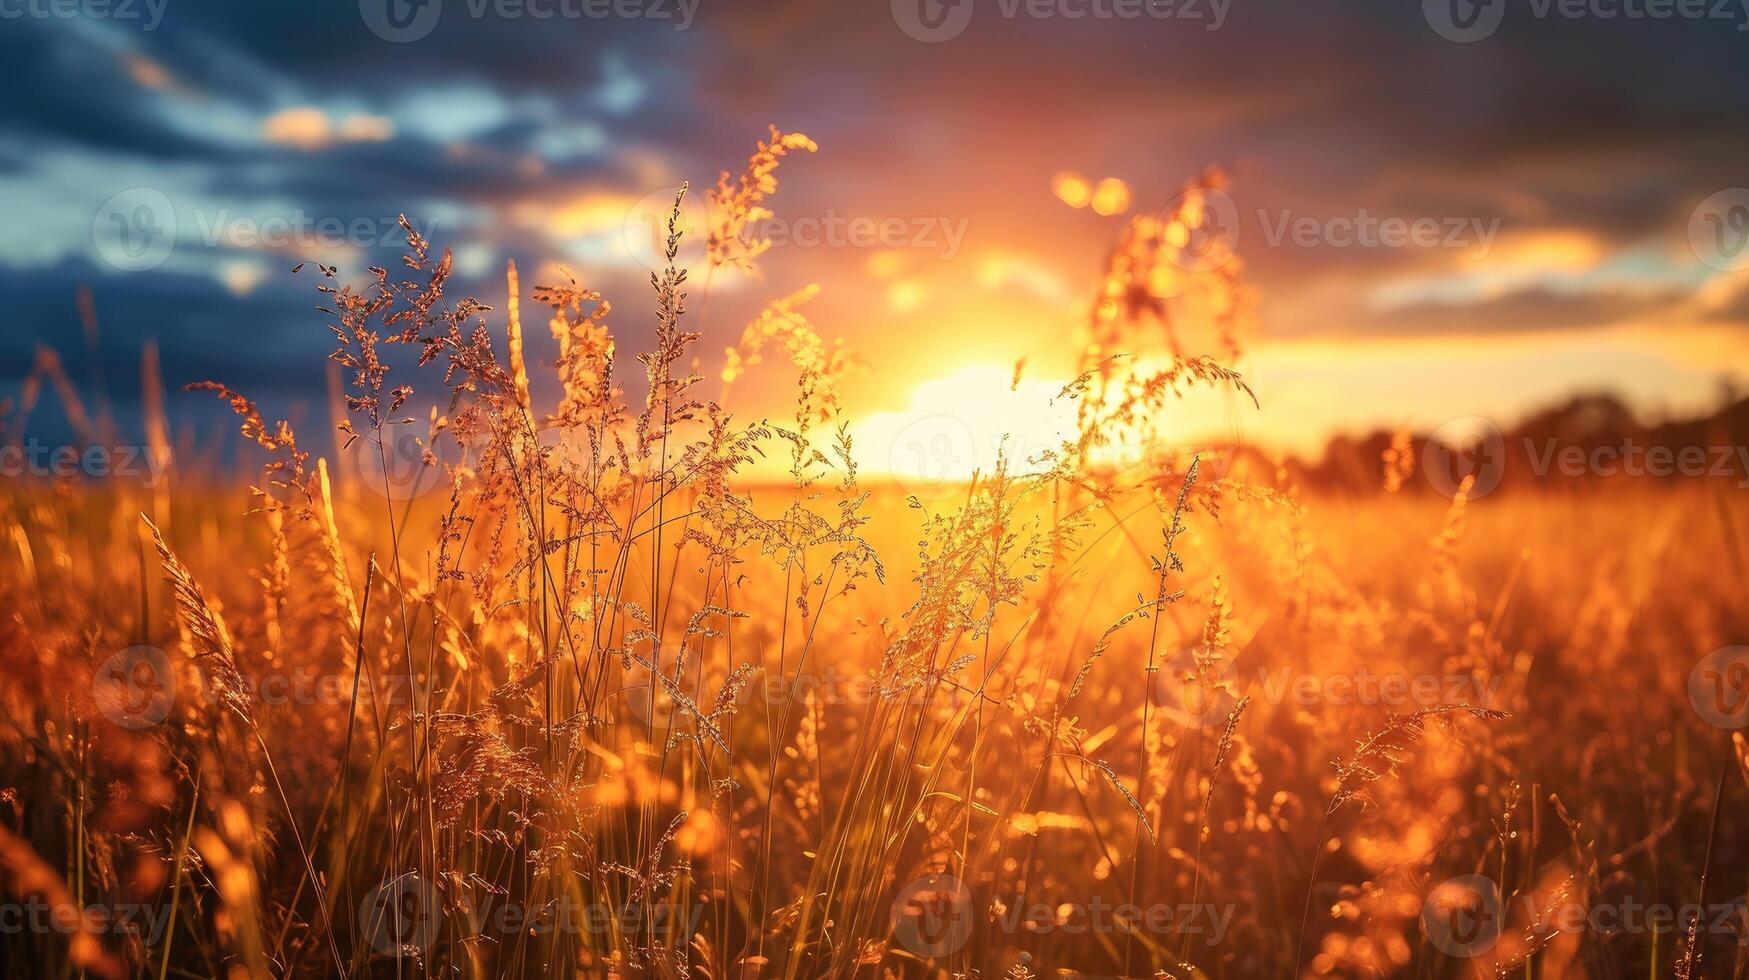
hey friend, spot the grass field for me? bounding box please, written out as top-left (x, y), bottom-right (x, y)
top-left (3, 135), bottom-right (1748, 980)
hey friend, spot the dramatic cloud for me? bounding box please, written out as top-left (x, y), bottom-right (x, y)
top-left (4, 0), bottom-right (1746, 451)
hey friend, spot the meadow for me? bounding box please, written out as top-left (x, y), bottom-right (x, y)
top-left (3, 129), bottom-right (1747, 979)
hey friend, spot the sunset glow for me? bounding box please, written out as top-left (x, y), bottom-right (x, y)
top-left (4, 4), bottom-right (1749, 979)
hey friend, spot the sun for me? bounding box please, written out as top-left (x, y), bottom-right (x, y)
top-left (852, 362), bottom-right (1079, 489)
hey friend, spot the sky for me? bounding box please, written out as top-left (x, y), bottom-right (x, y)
top-left (4, 0), bottom-right (1749, 477)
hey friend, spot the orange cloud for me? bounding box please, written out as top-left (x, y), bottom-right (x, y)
top-left (261, 107), bottom-right (394, 150)
top-left (123, 54), bottom-right (173, 91)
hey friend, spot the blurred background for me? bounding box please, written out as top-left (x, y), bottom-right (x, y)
top-left (4, 0), bottom-right (1748, 478)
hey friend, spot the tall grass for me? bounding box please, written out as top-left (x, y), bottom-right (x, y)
top-left (2, 129), bottom-right (1746, 980)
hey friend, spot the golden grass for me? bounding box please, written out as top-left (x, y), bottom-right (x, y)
top-left (2, 129), bottom-right (1748, 980)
